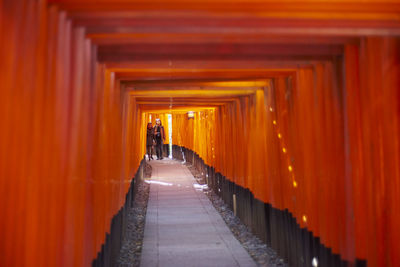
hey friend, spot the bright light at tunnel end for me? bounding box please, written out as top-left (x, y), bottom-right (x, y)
top-left (187, 111), bottom-right (195, 119)
top-left (168, 114), bottom-right (172, 158)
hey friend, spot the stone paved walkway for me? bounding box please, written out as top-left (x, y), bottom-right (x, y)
top-left (140, 158), bottom-right (257, 267)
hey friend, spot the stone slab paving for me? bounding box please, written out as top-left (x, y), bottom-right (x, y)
top-left (140, 158), bottom-right (257, 267)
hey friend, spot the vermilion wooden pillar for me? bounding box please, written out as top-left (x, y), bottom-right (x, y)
top-left (1, 0), bottom-right (400, 266)
top-left (345, 37), bottom-right (400, 267)
top-left (0, 1), bottom-right (145, 266)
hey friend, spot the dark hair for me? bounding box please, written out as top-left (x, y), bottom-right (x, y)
top-left (147, 122), bottom-right (153, 129)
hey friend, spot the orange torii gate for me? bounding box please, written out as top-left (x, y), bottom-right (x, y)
top-left (0, 0), bottom-right (399, 266)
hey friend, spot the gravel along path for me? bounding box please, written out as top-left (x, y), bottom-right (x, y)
top-left (117, 161), bottom-right (287, 267)
top-left (117, 163), bottom-right (151, 267)
top-left (186, 163), bottom-right (288, 267)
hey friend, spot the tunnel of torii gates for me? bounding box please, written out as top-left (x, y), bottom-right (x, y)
top-left (1, 0), bottom-right (400, 266)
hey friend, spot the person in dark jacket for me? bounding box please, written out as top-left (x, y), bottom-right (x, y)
top-left (154, 118), bottom-right (165, 160)
top-left (146, 122), bottom-right (154, 161)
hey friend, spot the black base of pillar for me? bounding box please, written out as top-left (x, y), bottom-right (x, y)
top-left (92, 158), bottom-right (146, 267)
top-left (171, 145), bottom-right (367, 267)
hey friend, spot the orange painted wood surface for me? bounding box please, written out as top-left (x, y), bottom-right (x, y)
top-left (1, 0), bottom-right (399, 266)
top-left (168, 43), bottom-right (400, 265)
top-left (0, 2), bottom-right (144, 266)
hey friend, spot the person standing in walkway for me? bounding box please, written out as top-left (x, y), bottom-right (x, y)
top-left (154, 118), bottom-right (165, 160)
top-left (146, 122), bottom-right (155, 161)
